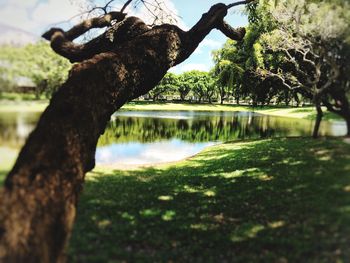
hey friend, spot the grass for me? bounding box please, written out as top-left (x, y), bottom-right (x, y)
top-left (65, 137), bottom-right (350, 262)
top-left (0, 100), bottom-right (48, 112)
top-left (256, 107), bottom-right (342, 120)
top-left (0, 147), bottom-right (17, 184)
top-left (0, 92), bottom-right (40, 101)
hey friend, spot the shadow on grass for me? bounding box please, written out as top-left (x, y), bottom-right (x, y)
top-left (69, 138), bottom-right (350, 263)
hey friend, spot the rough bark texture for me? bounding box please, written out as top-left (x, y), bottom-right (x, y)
top-left (0, 3), bottom-right (247, 263)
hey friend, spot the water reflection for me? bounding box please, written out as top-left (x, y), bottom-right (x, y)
top-left (96, 139), bottom-right (215, 166)
top-left (0, 112), bottom-right (41, 148)
top-left (0, 110), bottom-right (346, 166)
top-left (99, 110), bottom-right (338, 146)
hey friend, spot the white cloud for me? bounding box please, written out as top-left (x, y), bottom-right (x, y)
top-left (0, 30), bottom-right (37, 46)
top-left (0, 6), bottom-right (38, 32)
top-left (4, 0), bottom-right (38, 8)
top-left (111, 0), bottom-right (188, 30)
top-left (169, 63), bottom-right (210, 74)
top-left (0, 0), bottom-right (186, 36)
top-left (194, 38), bottom-right (222, 54)
top-left (32, 0), bottom-right (84, 27)
top-left (0, 0), bottom-right (87, 34)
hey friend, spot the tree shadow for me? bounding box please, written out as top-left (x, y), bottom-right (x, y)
top-left (69, 138), bottom-right (350, 262)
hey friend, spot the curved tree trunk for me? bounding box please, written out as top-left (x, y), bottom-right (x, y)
top-left (0, 3), bottom-right (247, 263)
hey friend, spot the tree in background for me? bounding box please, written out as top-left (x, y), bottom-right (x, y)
top-left (183, 70), bottom-right (216, 103)
top-left (0, 41), bottom-right (71, 99)
top-left (0, 65), bottom-right (15, 97)
top-left (148, 72), bottom-right (178, 101)
top-left (177, 71), bottom-right (195, 101)
top-left (212, 9), bottom-right (275, 106)
top-left (255, 0), bottom-right (350, 136)
top-left (148, 71), bottom-right (217, 103)
top-left (204, 71), bottom-right (218, 104)
top-left (213, 0), bottom-right (350, 135)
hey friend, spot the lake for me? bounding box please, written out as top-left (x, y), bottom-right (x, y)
top-left (0, 110), bottom-right (346, 167)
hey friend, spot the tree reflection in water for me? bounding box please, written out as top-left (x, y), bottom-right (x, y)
top-left (0, 110), bottom-right (345, 166)
top-left (98, 111), bottom-right (327, 146)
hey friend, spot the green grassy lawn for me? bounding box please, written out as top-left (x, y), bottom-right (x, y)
top-left (123, 101), bottom-right (320, 119)
top-left (65, 138), bottom-right (350, 262)
top-left (0, 92), bottom-right (40, 101)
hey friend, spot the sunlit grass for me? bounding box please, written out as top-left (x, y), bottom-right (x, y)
top-left (1, 139), bottom-right (349, 261)
top-left (122, 101), bottom-right (318, 118)
top-left (0, 100), bottom-right (48, 112)
top-left (66, 138), bottom-right (350, 262)
top-left (122, 101), bottom-right (252, 112)
top-left (0, 147), bottom-right (17, 184)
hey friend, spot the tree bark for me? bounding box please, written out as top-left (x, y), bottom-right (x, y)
top-left (313, 101), bottom-right (323, 138)
top-left (344, 116), bottom-right (350, 137)
top-left (0, 3), bottom-right (247, 263)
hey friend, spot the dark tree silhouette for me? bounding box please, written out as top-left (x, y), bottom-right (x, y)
top-left (0, 1), bottom-right (253, 262)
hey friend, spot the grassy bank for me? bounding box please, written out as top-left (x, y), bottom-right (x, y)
top-left (0, 147), bottom-right (17, 183)
top-left (1, 100), bottom-right (342, 121)
top-left (0, 100), bottom-right (48, 112)
top-left (123, 102), bottom-right (343, 121)
top-left (65, 138), bottom-right (350, 262)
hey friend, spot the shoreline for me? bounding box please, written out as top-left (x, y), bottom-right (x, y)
top-left (0, 100), bottom-right (328, 120)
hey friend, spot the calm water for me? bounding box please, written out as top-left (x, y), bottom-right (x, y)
top-left (0, 110), bottom-right (346, 167)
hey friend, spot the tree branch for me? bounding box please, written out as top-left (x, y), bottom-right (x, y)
top-left (42, 12), bottom-right (126, 42)
top-left (42, 0), bottom-right (253, 63)
top-left (216, 20), bottom-right (246, 41)
top-left (227, 0), bottom-right (256, 9)
top-left (42, 12), bottom-right (128, 62)
top-left (120, 0), bottom-right (133, 13)
top-left (322, 99), bottom-right (342, 114)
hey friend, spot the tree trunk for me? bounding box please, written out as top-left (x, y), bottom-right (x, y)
top-left (220, 92), bottom-right (225, 105)
top-left (344, 115), bottom-right (350, 137)
top-left (0, 4), bottom-right (247, 263)
top-left (313, 103), bottom-right (323, 138)
top-left (198, 96), bottom-right (202, 103)
top-left (180, 93), bottom-right (186, 102)
top-left (208, 95), bottom-right (213, 104)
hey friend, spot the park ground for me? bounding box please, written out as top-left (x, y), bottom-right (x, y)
top-left (0, 101), bottom-right (349, 262)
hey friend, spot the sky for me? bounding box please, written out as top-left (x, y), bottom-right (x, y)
top-left (0, 0), bottom-right (248, 73)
